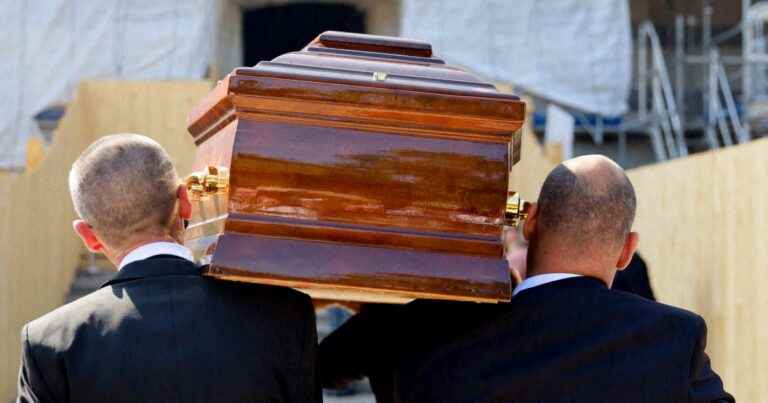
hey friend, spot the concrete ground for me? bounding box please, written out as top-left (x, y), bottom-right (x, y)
top-left (324, 393), bottom-right (375, 403)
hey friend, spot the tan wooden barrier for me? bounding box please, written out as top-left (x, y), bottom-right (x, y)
top-left (629, 138), bottom-right (768, 401)
top-left (0, 81), bottom-right (211, 400)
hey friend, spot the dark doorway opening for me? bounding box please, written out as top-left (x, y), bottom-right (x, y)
top-left (242, 3), bottom-right (366, 67)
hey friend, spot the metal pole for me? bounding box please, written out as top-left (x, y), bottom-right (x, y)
top-left (638, 29), bottom-right (648, 121)
top-left (653, 74), bottom-right (678, 157)
top-left (712, 52), bottom-right (734, 147)
top-left (743, 0), bottom-right (752, 137)
top-left (618, 127), bottom-right (628, 165)
top-left (707, 49), bottom-right (721, 149)
top-left (653, 40), bottom-right (688, 156)
top-left (718, 60), bottom-right (750, 143)
top-left (703, 1), bottom-right (712, 52)
top-left (703, 0), bottom-right (713, 124)
top-left (675, 14), bottom-right (686, 129)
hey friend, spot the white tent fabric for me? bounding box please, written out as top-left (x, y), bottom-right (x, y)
top-left (0, 0), bottom-right (242, 169)
top-left (401, 0), bottom-right (631, 117)
top-left (1, 0), bottom-right (631, 168)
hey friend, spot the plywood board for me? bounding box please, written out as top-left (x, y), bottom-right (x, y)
top-left (629, 138), bottom-right (768, 401)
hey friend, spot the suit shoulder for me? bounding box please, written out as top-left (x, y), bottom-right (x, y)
top-left (24, 287), bottom-right (116, 350)
top-left (204, 278), bottom-right (314, 316)
top-left (609, 288), bottom-right (704, 327)
top-left (208, 277), bottom-right (311, 301)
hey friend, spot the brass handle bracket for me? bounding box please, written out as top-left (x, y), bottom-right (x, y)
top-left (186, 166), bottom-right (229, 200)
top-left (504, 191), bottom-right (530, 227)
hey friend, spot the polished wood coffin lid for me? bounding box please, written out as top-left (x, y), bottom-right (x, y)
top-left (185, 31), bottom-right (526, 303)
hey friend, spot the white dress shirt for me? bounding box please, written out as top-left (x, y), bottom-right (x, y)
top-left (512, 273), bottom-right (583, 297)
top-left (118, 241), bottom-right (194, 270)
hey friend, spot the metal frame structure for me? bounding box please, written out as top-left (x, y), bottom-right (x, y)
top-left (742, 0), bottom-right (768, 131)
top-left (533, 1), bottom-right (766, 165)
top-left (630, 0), bottom-right (759, 161)
top-left (707, 49), bottom-right (750, 147)
top-left (637, 21), bottom-right (688, 160)
top-left (672, 0), bottom-right (759, 149)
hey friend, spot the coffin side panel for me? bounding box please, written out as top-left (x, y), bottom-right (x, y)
top-left (228, 120), bottom-right (508, 242)
top-left (224, 213), bottom-right (501, 256)
top-left (207, 233), bottom-right (511, 302)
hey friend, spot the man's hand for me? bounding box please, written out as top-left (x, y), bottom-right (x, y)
top-left (503, 226), bottom-right (528, 287)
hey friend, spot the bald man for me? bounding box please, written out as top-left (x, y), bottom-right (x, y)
top-left (320, 155), bottom-right (733, 403)
top-left (17, 134), bottom-right (319, 403)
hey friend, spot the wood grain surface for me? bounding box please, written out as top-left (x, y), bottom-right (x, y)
top-left (185, 32), bottom-right (526, 303)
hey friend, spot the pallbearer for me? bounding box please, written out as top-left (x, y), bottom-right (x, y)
top-left (185, 31), bottom-right (527, 303)
top-left (17, 134), bottom-right (319, 403)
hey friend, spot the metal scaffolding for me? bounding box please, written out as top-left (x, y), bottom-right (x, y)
top-left (626, 0), bottom-right (760, 161)
top-left (531, 1), bottom-right (767, 164)
top-left (671, 0), bottom-right (761, 149)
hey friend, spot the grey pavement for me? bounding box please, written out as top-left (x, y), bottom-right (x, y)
top-left (323, 393), bottom-right (375, 403)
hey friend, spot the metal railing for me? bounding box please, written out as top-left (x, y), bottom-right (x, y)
top-left (706, 50), bottom-right (750, 148)
top-left (637, 22), bottom-right (688, 160)
top-left (742, 0), bottom-right (768, 135)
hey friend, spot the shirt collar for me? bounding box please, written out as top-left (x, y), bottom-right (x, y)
top-left (512, 273), bottom-right (583, 297)
top-left (118, 241), bottom-right (193, 270)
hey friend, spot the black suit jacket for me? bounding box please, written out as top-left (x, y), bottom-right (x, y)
top-left (613, 254), bottom-right (656, 300)
top-left (17, 256), bottom-right (319, 403)
top-left (319, 276), bottom-right (734, 403)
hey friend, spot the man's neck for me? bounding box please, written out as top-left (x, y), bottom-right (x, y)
top-left (110, 235), bottom-right (179, 268)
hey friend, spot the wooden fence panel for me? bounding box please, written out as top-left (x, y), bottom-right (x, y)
top-left (629, 138), bottom-right (768, 401)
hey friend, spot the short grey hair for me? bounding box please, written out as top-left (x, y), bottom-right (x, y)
top-left (68, 134), bottom-right (179, 247)
top-left (537, 163), bottom-right (636, 248)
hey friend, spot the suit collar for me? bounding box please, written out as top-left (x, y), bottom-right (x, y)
top-left (513, 273), bottom-right (584, 296)
top-left (118, 241), bottom-right (193, 270)
top-left (512, 275), bottom-right (607, 299)
top-left (101, 256), bottom-right (201, 288)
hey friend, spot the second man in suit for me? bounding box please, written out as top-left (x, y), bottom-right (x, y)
top-left (320, 155), bottom-right (734, 403)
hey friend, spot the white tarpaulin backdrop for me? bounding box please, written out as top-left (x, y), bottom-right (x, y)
top-left (401, 0), bottom-right (632, 117)
top-left (1, 0), bottom-right (631, 168)
top-left (0, 0), bottom-right (242, 169)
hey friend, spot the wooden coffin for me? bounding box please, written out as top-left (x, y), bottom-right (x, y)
top-left (184, 31), bottom-right (526, 303)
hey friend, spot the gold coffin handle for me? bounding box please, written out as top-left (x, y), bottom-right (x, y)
top-left (504, 191), bottom-right (531, 227)
top-left (185, 166), bottom-right (229, 200)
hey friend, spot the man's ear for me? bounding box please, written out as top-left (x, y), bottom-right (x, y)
top-left (616, 231), bottom-right (639, 270)
top-left (73, 220), bottom-right (104, 252)
top-left (522, 203), bottom-right (538, 242)
top-left (177, 184), bottom-right (192, 220)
